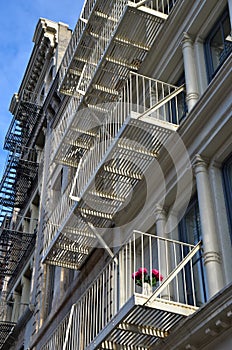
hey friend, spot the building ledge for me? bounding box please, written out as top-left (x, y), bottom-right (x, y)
top-left (150, 282), bottom-right (232, 350)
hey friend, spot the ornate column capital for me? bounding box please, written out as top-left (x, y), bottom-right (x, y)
top-left (192, 154), bottom-right (209, 176)
top-left (154, 204), bottom-right (167, 222)
top-left (182, 32), bottom-right (193, 47)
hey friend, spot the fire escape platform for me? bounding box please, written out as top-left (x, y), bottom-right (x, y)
top-left (0, 225), bottom-right (36, 278)
top-left (52, 0), bottom-right (167, 167)
top-left (59, 2), bottom-right (166, 97)
top-left (43, 213), bottom-right (98, 269)
top-left (0, 322), bottom-right (16, 350)
top-left (71, 111), bottom-right (177, 206)
top-left (43, 113), bottom-right (178, 269)
top-left (87, 295), bottom-right (198, 350)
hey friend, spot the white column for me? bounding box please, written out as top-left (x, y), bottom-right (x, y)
top-left (194, 37), bottom-right (208, 95)
top-left (20, 276), bottom-right (31, 316)
top-left (155, 206), bottom-right (170, 298)
top-left (29, 204), bottom-right (39, 233)
top-left (11, 292), bottom-right (21, 322)
top-left (209, 161), bottom-right (232, 285)
top-left (182, 33), bottom-right (199, 112)
top-left (193, 155), bottom-right (224, 297)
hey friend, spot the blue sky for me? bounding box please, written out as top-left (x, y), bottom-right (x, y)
top-left (0, 0), bottom-right (83, 178)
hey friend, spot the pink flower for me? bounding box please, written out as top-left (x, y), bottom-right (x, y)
top-left (132, 271), bottom-right (139, 279)
top-left (137, 267), bottom-right (148, 276)
top-left (152, 269), bottom-right (163, 281)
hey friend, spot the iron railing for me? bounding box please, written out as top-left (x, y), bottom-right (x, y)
top-left (70, 72), bottom-right (184, 201)
top-left (42, 230), bottom-right (202, 350)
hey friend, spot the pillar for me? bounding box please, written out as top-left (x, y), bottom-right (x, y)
top-left (193, 155), bottom-right (224, 297)
top-left (182, 33), bottom-right (199, 112)
top-left (209, 161), bottom-right (232, 284)
top-left (30, 204), bottom-right (39, 233)
top-left (20, 276), bottom-right (31, 316)
top-left (194, 37), bottom-right (208, 94)
top-left (11, 292), bottom-right (21, 322)
top-left (155, 206), bottom-right (170, 299)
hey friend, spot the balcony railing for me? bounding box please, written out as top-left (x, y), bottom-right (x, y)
top-left (52, 0), bottom-right (179, 176)
top-left (42, 230), bottom-right (202, 350)
top-left (0, 292), bottom-right (30, 350)
top-left (59, 0), bottom-right (178, 96)
top-left (0, 146), bottom-right (39, 223)
top-left (42, 183), bottom-right (97, 269)
top-left (70, 72), bottom-right (184, 202)
top-left (43, 72), bottom-right (184, 267)
top-left (0, 215), bottom-right (37, 282)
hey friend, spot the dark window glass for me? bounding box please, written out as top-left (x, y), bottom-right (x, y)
top-left (179, 199), bottom-right (208, 305)
top-left (205, 9), bottom-right (232, 82)
top-left (222, 155), bottom-right (232, 241)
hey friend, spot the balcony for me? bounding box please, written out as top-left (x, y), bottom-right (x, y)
top-left (42, 230), bottom-right (202, 350)
top-left (0, 290), bottom-right (31, 350)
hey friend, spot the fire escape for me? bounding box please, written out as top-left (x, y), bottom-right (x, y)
top-left (0, 90), bottom-right (41, 347)
top-left (0, 91), bottom-right (41, 223)
top-left (0, 215), bottom-right (37, 349)
top-left (41, 1), bottom-right (203, 348)
top-left (43, 0), bottom-right (182, 268)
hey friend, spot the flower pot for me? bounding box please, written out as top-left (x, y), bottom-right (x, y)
top-left (143, 282), bottom-right (152, 296)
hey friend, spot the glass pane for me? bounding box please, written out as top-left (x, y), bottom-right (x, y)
top-left (210, 27), bottom-right (224, 71)
top-left (223, 16), bottom-right (232, 62)
top-left (180, 202), bottom-right (208, 305)
top-left (210, 15), bottom-right (232, 72)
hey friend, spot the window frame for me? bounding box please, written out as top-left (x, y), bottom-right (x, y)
top-left (222, 155), bottom-right (232, 242)
top-left (204, 8), bottom-right (231, 82)
top-left (178, 198), bottom-right (208, 305)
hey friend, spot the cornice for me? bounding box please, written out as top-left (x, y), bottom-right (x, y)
top-left (11, 19), bottom-right (61, 110)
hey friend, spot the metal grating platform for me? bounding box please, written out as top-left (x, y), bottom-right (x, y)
top-left (48, 234), bottom-right (201, 350)
top-left (70, 115), bottom-right (177, 229)
top-left (59, 0), bottom-right (170, 96)
top-left (0, 146), bottom-right (39, 224)
top-left (0, 227), bottom-right (36, 278)
top-left (53, 2), bottom-right (167, 170)
top-left (43, 212), bottom-right (98, 269)
top-left (0, 322), bottom-right (16, 350)
top-left (92, 296), bottom-right (197, 350)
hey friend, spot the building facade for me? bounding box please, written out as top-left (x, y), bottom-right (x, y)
top-left (0, 1), bottom-right (231, 349)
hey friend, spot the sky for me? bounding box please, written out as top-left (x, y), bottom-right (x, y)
top-left (0, 0), bottom-right (84, 179)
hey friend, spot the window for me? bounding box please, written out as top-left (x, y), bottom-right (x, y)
top-left (173, 74), bottom-right (188, 123)
top-left (179, 199), bottom-right (208, 305)
top-left (205, 9), bottom-right (232, 82)
top-left (222, 155), bottom-right (232, 241)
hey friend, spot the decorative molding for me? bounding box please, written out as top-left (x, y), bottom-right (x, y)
top-left (154, 205), bottom-right (167, 222)
top-left (182, 32), bottom-right (193, 46)
top-left (204, 251), bottom-right (222, 265)
top-left (192, 154), bottom-right (209, 175)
